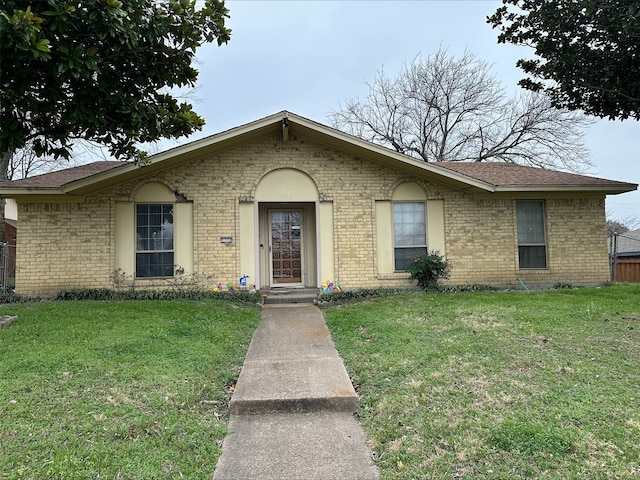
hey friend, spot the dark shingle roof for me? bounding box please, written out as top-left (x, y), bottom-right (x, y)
top-left (0, 161), bottom-right (128, 189)
top-left (433, 162), bottom-right (629, 188)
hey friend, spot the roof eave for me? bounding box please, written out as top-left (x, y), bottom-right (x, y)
top-left (2, 111), bottom-right (634, 197)
top-left (286, 113), bottom-right (497, 193)
top-left (0, 188), bottom-right (85, 202)
top-left (495, 184), bottom-right (638, 195)
top-left (64, 111), bottom-right (497, 195)
top-left (61, 114), bottom-right (286, 195)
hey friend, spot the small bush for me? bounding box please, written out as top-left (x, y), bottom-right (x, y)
top-left (0, 292), bottom-right (38, 304)
top-left (426, 284), bottom-right (498, 293)
top-left (52, 288), bottom-right (262, 304)
top-left (316, 284), bottom-right (498, 305)
top-left (405, 251), bottom-right (451, 289)
top-left (317, 287), bottom-right (419, 304)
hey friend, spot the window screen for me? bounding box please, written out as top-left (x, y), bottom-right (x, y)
top-left (516, 200), bottom-right (547, 269)
top-left (393, 202), bottom-right (427, 270)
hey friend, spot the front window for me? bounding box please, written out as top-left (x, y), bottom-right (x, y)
top-left (136, 204), bottom-right (174, 278)
top-left (394, 202), bottom-right (427, 270)
top-left (517, 200), bottom-right (547, 269)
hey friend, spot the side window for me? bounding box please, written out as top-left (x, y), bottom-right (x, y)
top-left (516, 200), bottom-right (547, 269)
top-left (393, 202), bottom-right (427, 271)
top-left (136, 204), bottom-right (174, 277)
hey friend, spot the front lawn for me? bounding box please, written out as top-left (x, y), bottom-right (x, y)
top-left (325, 285), bottom-right (640, 479)
top-left (0, 299), bottom-right (260, 479)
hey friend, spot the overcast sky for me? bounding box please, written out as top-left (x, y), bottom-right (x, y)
top-left (160, 0), bottom-right (639, 221)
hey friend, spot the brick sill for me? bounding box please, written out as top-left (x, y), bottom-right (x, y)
top-left (377, 273), bottom-right (411, 280)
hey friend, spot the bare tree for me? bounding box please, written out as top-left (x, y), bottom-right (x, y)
top-left (330, 49), bottom-right (593, 172)
top-left (607, 213), bottom-right (640, 237)
top-left (0, 139), bottom-right (111, 242)
top-left (7, 142), bottom-right (79, 182)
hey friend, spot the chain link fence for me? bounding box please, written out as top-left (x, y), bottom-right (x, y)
top-left (0, 242), bottom-right (16, 293)
top-left (610, 231), bottom-right (640, 282)
top-left (0, 243), bottom-right (9, 292)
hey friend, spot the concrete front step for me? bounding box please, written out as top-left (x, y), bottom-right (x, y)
top-left (262, 287), bottom-right (320, 304)
top-left (230, 357), bottom-right (359, 414)
top-left (229, 304), bottom-right (359, 415)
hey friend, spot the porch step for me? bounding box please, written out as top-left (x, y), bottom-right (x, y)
top-left (263, 288), bottom-right (320, 304)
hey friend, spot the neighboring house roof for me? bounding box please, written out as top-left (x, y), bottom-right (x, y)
top-left (0, 111), bottom-right (636, 199)
top-left (614, 229), bottom-right (640, 257)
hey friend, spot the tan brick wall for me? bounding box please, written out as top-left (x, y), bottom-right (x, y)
top-left (445, 197), bottom-right (518, 285)
top-left (17, 198), bottom-right (114, 295)
top-left (442, 196), bottom-right (609, 287)
top-left (14, 133), bottom-right (610, 295)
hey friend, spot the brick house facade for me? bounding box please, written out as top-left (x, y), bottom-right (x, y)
top-left (0, 111), bottom-right (636, 296)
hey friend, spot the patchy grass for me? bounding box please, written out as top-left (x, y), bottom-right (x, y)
top-left (325, 285), bottom-right (640, 479)
top-left (0, 300), bottom-right (260, 479)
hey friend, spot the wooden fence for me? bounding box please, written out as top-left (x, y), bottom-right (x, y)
top-left (615, 258), bottom-right (640, 283)
top-left (611, 231), bottom-right (640, 283)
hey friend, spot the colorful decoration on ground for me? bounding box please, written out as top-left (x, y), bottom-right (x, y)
top-left (322, 280), bottom-right (341, 293)
top-left (239, 275), bottom-right (249, 288)
top-left (212, 280), bottom-right (241, 293)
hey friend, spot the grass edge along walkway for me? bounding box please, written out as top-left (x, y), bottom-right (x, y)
top-left (325, 285), bottom-right (640, 479)
top-left (0, 299), bottom-right (261, 479)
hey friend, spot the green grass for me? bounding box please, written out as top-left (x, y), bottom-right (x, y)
top-left (0, 299), bottom-right (260, 479)
top-left (324, 285), bottom-right (640, 479)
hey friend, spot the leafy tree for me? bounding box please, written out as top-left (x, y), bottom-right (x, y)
top-left (330, 49), bottom-right (591, 172)
top-left (0, 0), bottom-right (231, 165)
top-left (488, 0), bottom-right (640, 121)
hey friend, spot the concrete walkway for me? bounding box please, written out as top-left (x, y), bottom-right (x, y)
top-left (212, 304), bottom-right (379, 480)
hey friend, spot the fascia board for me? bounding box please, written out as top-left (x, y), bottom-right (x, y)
top-left (286, 113), bottom-right (497, 193)
top-left (141, 112), bottom-right (285, 165)
top-left (0, 188), bottom-right (65, 196)
top-left (62, 114), bottom-right (285, 195)
top-left (64, 110), bottom-right (496, 195)
top-left (494, 183), bottom-right (638, 195)
top-left (2, 191), bottom-right (84, 202)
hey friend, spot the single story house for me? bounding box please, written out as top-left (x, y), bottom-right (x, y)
top-left (0, 111), bottom-right (636, 296)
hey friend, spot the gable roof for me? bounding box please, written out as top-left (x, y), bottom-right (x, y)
top-left (0, 111), bottom-right (636, 199)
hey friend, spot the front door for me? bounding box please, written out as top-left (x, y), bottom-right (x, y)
top-left (270, 210), bottom-right (303, 285)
